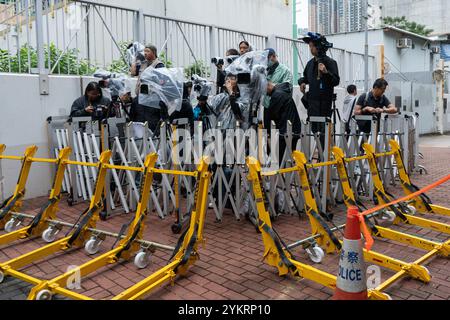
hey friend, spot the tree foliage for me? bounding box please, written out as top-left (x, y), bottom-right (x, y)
top-left (382, 16), bottom-right (434, 36)
top-left (184, 59), bottom-right (210, 78)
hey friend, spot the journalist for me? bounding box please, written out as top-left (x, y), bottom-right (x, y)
top-left (70, 82), bottom-right (111, 119)
top-left (298, 32), bottom-right (340, 146)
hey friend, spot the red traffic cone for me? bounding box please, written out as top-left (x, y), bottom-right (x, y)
top-left (333, 206), bottom-right (368, 300)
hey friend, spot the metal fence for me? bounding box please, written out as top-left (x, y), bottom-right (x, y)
top-left (275, 36), bottom-right (377, 89)
top-left (0, 0), bottom-right (377, 83)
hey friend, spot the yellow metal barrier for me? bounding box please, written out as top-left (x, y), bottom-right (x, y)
top-left (26, 153), bottom-right (158, 300)
top-left (25, 153), bottom-right (209, 300)
top-left (332, 143), bottom-right (450, 296)
top-left (0, 147), bottom-right (71, 246)
top-left (0, 145), bottom-right (38, 229)
top-left (291, 150), bottom-right (437, 299)
top-left (245, 157), bottom-right (340, 294)
top-left (388, 140), bottom-right (450, 217)
top-left (111, 157), bottom-right (211, 300)
top-left (247, 139), bottom-right (449, 300)
top-left (0, 143), bottom-right (212, 300)
top-left (0, 150), bottom-right (111, 287)
top-left (362, 143), bottom-right (450, 238)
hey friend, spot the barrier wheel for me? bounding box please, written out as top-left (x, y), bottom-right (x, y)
top-left (4, 219), bottom-right (19, 233)
top-left (85, 238), bottom-right (102, 255)
top-left (171, 223), bottom-right (182, 234)
top-left (407, 205), bottom-right (417, 215)
top-left (42, 227), bottom-right (57, 243)
top-left (134, 251), bottom-right (151, 269)
top-left (0, 271), bottom-right (4, 283)
top-left (306, 246), bottom-right (325, 263)
top-left (36, 289), bottom-right (53, 301)
top-left (379, 210), bottom-right (396, 226)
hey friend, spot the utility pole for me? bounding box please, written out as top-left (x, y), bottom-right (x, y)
top-left (292, 0), bottom-right (299, 84)
top-left (364, 0), bottom-right (369, 92)
top-left (434, 59), bottom-right (445, 135)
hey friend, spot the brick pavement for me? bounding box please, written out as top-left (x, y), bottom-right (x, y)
top-left (0, 145), bottom-right (449, 300)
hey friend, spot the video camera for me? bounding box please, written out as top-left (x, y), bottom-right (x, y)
top-left (191, 74), bottom-right (213, 98)
top-left (211, 55), bottom-right (239, 67)
top-left (303, 32), bottom-right (333, 58)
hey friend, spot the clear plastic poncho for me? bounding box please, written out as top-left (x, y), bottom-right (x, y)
top-left (93, 69), bottom-right (130, 100)
top-left (225, 50), bottom-right (269, 104)
top-left (211, 50), bottom-right (269, 129)
top-left (138, 67), bottom-right (184, 115)
top-left (126, 42), bottom-right (146, 66)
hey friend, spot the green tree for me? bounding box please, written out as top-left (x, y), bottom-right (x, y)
top-left (0, 43), bottom-right (96, 74)
top-left (382, 16), bottom-right (434, 36)
top-left (184, 60), bottom-right (210, 78)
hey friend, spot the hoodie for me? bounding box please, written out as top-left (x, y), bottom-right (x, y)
top-left (342, 94), bottom-right (357, 123)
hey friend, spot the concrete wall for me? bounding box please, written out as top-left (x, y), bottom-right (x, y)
top-left (326, 29), bottom-right (385, 57)
top-left (0, 73), bottom-right (84, 201)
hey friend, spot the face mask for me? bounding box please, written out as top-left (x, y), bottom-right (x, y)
top-left (268, 60), bottom-right (275, 68)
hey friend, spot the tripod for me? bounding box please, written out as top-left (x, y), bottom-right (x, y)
top-left (330, 93), bottom-right (341, 145)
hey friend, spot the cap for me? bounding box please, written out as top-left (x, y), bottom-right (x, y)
top-left (265, 48), bottom-right (276, 57)
top-left (302, 32), bottom-right (322, 44)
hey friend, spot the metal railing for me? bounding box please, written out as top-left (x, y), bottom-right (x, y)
top-left (1, 0), bottom-right (377, 83)
top-left (275, 36), bottom-right (376, 89)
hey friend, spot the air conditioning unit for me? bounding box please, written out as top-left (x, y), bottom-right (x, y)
top-left (397, 38), bottom-right (412, 49)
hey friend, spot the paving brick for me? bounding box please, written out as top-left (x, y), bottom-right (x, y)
top-left (204, 273), bottom-right (228, 285)
top-left (184, 281), bottom-right (209, 295)
top-left (202, 290), bottom-right (227, 300)
top-left (241, 279), bottom-right (267, 292)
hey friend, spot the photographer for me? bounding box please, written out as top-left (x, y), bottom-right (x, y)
top-left (130, 44), bottom-right (165, 77)
top-left (239, 41), bottom-right (252, 55)
top-left (299, 32), bottom-right (340, 145)
top-left (191, 75), bottom-right (217, 132)
top-left (354, 78), bottom-right (398, 134)
top-left (169, 81), bottom-right (195, 134)
top-left (70, 82), bottom-right (111, 119)
top-left (266, 81), bottom-right (301, 162)
top-left (214, 49), bottom-right (240, 94)
top-left (211, 73), bottom-right (249, 130)
top-left (263, 48), bottom-right (293, 128)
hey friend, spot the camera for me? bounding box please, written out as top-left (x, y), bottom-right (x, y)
top-left (95, 105), bottom-right (106, 119)
top-left (191, 74), bottom-right (212, 97)
top-left (98, 79), bottom-right (108, 88)
top-left (211, 57), bottom-right (224, 66)
top-left (225, 55), bottom-right (239, 65)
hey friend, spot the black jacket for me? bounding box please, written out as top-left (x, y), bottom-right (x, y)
top-left (70, 96), bottom-right (111, 118)
top-left (299, 55), bottom-right (340, 102)
top-left (267, 82), bottom-right (301, 134)
top-left (170, 99), bottom-right (195, 135)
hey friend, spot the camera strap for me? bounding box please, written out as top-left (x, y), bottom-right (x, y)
top-left (348, 98), bottom-right (357, 122)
